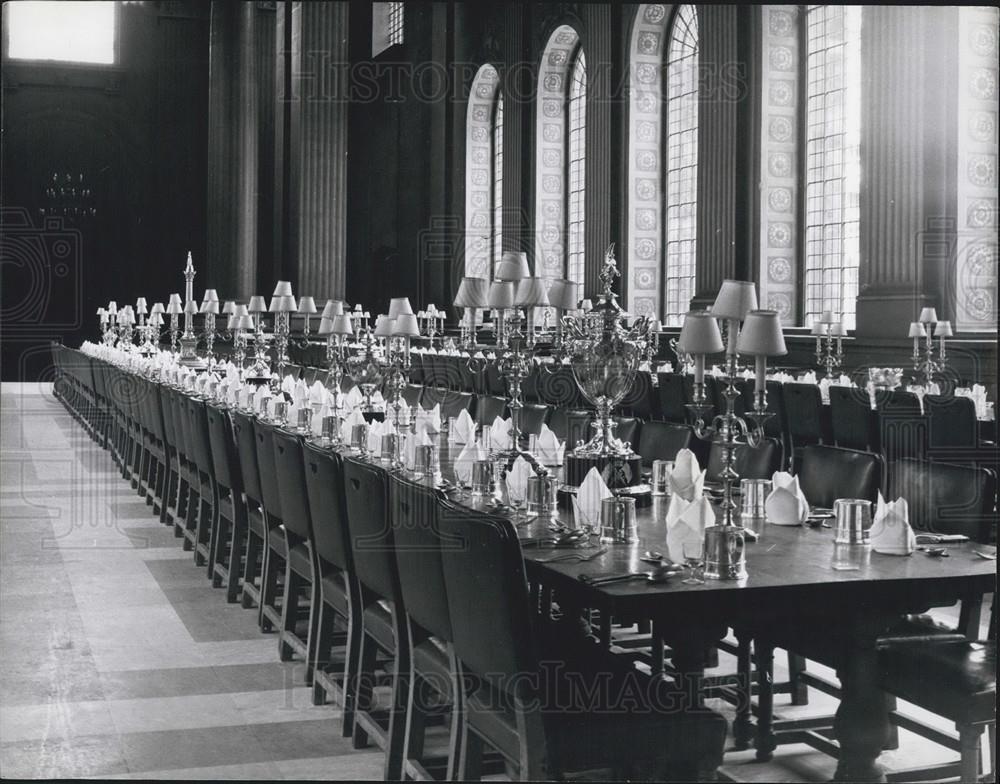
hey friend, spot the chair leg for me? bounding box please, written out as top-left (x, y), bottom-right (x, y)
top-left (787, 651), bottom-right (809, 705)
top-left (755, 639), bottom-right (777, 762)
top-left (224, 525), bottom-right (245, 603)
top-left (383, 615), bottom-right (409, 781)
top-left (212, 511), bottom-right (230, 589)
top-left (259, 544), bottom-right (281, 633)
top-left (733, 633), bottom-right (753, 750)
top-left (353, 630), bottom-right (378, 750)
top-left (959, 725), bottom-right (982, 784)
top-left (458, 725), bottom-right (484, 782)
top-left (279, 565), bottom-right (301, 662)
top-left (311, 600), bottom-right (337, 706)
top-left (304, 562), bottom-right (322, 684)
top-left (241, 531), bottom-right (261, 609)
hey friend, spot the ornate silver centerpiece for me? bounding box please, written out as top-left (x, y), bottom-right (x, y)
top-left (562, 245), bottom-right (651, 457)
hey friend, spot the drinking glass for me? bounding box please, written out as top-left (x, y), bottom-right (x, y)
top-left (507, 477), bottom-right (527, 522)
top-left (651, 460), bottom-right (673, 496)
top-left (471, 460), bottom-right (492, 497)
top-left (682, 540), bottom-right (706, 585)
top-left (297, 407), bottom-right (313, 433)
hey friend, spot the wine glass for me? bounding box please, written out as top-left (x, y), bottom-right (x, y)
top-left (507, 478), bottom-right (527, 524)
top-left (682, 540), bottom-right (705, 585)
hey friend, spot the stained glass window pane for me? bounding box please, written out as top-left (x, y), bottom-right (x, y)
top-left (803, 5), bottom-right (861, 329)
top-left (664, 4), bottom-right (698, 326)
top-left (492, 94), bottom-right (504, 268)
top-left (566, 48), bottom-right (587, 286)
top-left (7, 1), bottom-right (116, 64)
top-left (387, 2), bottom-right (404, 46)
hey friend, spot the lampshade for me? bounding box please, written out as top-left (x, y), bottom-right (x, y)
top-left (388, 297), bottom-right (414, 318)
top-left (298, 296), bottom-right (317, 315)
top-left (373, 315), bottom-right (395, 337)
top-left (233, 303), bottom-right (249, 318)
top-left (546, 278), bottom-right (579, 311)
top-left (580, 298), bottom-right (593, 313)
top-left (135, 297), bottom-right (147, 313)
top-left (200, 299), bottom-right (220, 314)
top-left (811, 322), bottom-right (828, 336)
top-left (332, 314), bottom-right (354, 335)
top-left (222, 301), bottom-right (235, 315)
top-left (226, 314), bottom-right (238, 331)
top-left (184, 300), bottom-right (199, 315)
top-left (269, 295), bottom-right (298, 313)
top-left (151, 302), bottom-right (164, 315)
top-left (712, 280), bottom-right (758, 321)
top-left (272, 280), bottom-right (294, 297)
top-left (453, 277), bottom-right (489, 308)
top-left (202, 289), bottom-right (219, 303)
top-left (487, 281), bottom-right (516, 309)
top-left (495, 251), bottom-right (530, 281)
top-left (677, 312), bottom-right (725, 355)
top-left (392, 313), bottom-right (421, 337)
top-left (108, 301), bottom-right (118, 314)
top-left (149, 312), bottom-right (163, 326)
top-left (97, 307), bottom-right (106, 316)
top-left (166, 300), bottom-right (183, 315)
top-left (515, 277), bottom-right (550, 308)
top-left (235, 314), bottom-right (255, 331)
top-left (829, 322), bottom-right (846, 337)
top-left (908, 322), bottom-right (926, 338)
top-left (317, 317), bottom-right (335, 335)
top-left (737, 310), bottom-right (787, 356)
top-left (935, 320), bottom-right (953, 337)
top-left (167, 294), bottom-right (181, 307)
top-left (248, 295), bottom-right (267, 313)
top-left (321, 300), bottom-right (344, 319)
top-left (819, 310), bottom-right (836, 324)
top-left (918, 307), bottom-right (938, 324)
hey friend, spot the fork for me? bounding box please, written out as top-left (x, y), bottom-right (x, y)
top-left (536, 547), bottom-right (608, 564)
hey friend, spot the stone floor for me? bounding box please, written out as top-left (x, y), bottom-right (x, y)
top-left (0, 381), bottom-right (984, 780)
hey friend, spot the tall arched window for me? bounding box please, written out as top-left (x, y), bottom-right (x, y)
top-left (535, 25), bottom-right (584, 286)
top-left (566, 47), bottom-right (587, 285)
top-left (664, 5), bottom-right (699, 324)
top-left (803, 5), bottom-right (862, 329)
top-left (465, 64), bottom-right (503, 279)
top-left (626, 4), bottom-right (698, 324)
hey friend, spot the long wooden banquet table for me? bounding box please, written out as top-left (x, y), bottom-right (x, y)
top-left (399, 436), bottom-right (994, 783)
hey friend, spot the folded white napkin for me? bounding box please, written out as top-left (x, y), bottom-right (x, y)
top-left (506, 456), bottom-right (533, 504)
top-left (741, 368), bottom-right (755, 380)
top-left (800, 371), bottom-right (817, 385)
top-left (286, 400), bottom-right (299, 424)
top-left (870, 492), bottom-right (915, 555)
top-left (765, 472), bottom-right (810, 525)
top-left (572, 468), bottom-right (612, 530)
top-left (368, 419), bottom-right (389, 453)
top-left (472, 350), bottom-right (486, 359)
top-left (656, 362), bottom-right (674, 374)
top-left (344, 386), bottom-right (364, 410)
top-left (536, 423), bottom-right (565, 466)
top-left (416, 403), bottom-right (441, 435)
top-left (668, 448), bottom-right (705, 502)
top-left (281, 374), bottom-right (295, 395)
top-left (666, 495), bottom-right (716, 563)
top-left (371, 390), bottom-right (386, 409)
top-left (309, 380), bottom-right (326, 407)
top-left (450, 409), bottom-right (476, 444)
top-left (490, 416), bottom-right (512, 452)
top-left (253, 385), bottom-right (270, 411)
top-left (341, 408), bottom-right (366, 442)
top-left (293, 379), bottom-right (308, 407)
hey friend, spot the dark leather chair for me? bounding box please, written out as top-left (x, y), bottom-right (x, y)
top-left (521, 365), bottom-right (541, 403)
top-left (829, 384), bottom-right (878, 452)
top-left (537, 365), bottom-right (580, 409)
top-left (302, 443), bottom-right (361, 730)
top-left (342, 456), bottom-right (409, 780)
top-left (231, 410), bottom-right (267, 613)
top-left (253, 418), bottom-right (287, 633)
top-left (613, 416), bottom-right (640, 451)
top-left (185, 397), bottom-right (218, 571)
top-left (656, 372), bottom-right (689, 423)
top-left (797, 445), bottom-right (883, 509)
top-left (518, 403), bottom-right (549, 438)
top-left (409, 353), bottom-right (424, 385)
top-left (389, 474), bottom-right (463, 780)
top-left (925, 394), bottom-right (980, 454)
top-left (620, 371), bottom-right (659, 420)
top-left (877, 389), bottom-right (927, 463)
top-left (401, 384), bottom-right (423, 408)
top-left (548, 408), bottom-right (594, 447)
top-left (741, 380), bottom-right (789, 469)
top-left (272, 429), bottom-right (319, 679)
top-left (783, 382), bottom-right (828, 469)
top-left (485, 363), bottom-right (507, 397)
top-left (205, 403), bottom-right (248, 603)
top-left (636, 421), bottom-right (695, 468)
top-left (475, 395), bottom-right (508, 428)
top-left (706, 438), bottom-right (782, 484)
top-left (438, 506), bottom-right (728, 780)
top-left (438, 391), bottom-right (475, 422)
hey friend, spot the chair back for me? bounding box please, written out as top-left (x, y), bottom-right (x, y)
top-left (172, 389), bottom-right (193, 465)
top-left (389, 473), bottom-right (453, 641)
top-left (485, 363), bottom-right (507, 396)
top-left (302, 443), bottom-right (352, 571)
top-left (439, 391), bottom-right (475, 421)
top-left (547, 408), bottom-right (593, 446)
top-left (798, 445), bottom-right (882, 508)
top-left (521, 366), bottom-right (540, 403)
top-left (925, 394), bottom-right (979, 451)
top-left (252, 419), bottom-right (282, 521)
top-left (620, 371), bottom-right (658, 420)
top-left (231, 410), bottom-right (263, 507)
top-left (537, 365), bottom-right (579, 409)
top-left (888, 459), bottom-right (997, 543)
top-left (438, 505), bottom-right (535, 691)
top-left (205, 403), bottom-right (240, 493)
top-left (401, 384), bottom-right (423, 408)
top-left (475, 395), bottom-right (508, 427)
top-left (519, 404), bottom-right (549, 437)
top-left (829, 385), bottom-right (877, 451)
top-left (342, 456), bottom-right (399, 602)
top-left (656, 373), bottom-right (689, 423)
top-left (707, 438), bottom-right (782, 483)
top-left (783, 383), bottom-right (825, 443)
top-left (613, 416), bottom-right (640, 450)
top-left (637, 422), bottom-right (694, 467)
top-left (272, 429), bottom-right (313, 543)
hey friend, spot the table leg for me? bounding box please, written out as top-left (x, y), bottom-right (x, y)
top-left (834, 621), bottom-right (891, 783)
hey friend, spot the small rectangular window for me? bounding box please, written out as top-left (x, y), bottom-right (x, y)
top-left (372, 2), bottom-right (404, 58)
top-left (6, 1), bottom-right (116, 65)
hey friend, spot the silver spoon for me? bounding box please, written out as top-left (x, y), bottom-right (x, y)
top-left (581, 565), bottom-right (679, 586)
